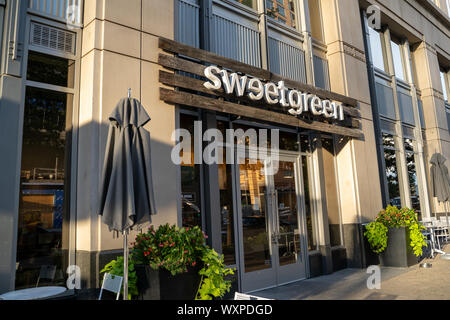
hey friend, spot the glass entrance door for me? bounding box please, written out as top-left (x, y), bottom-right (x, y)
top-left (236, 154), bottom-right (307, 292)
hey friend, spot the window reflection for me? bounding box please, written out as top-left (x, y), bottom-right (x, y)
top-left (27, 51), bottom-right (75, 88)
top-left (240, 160), bottom-right (271, 272)
top-left (16, 87), bottom-right (72, 289)
top-left (404, 138), bottom-right (421, 219)
top-left (382, 133), bottom-right (401, 207)
top-left (180, 114), bottom-right (203, 228)
top-left (218, 121), bottom-right (236, 265)
top-left (266, 0), bottom-right (297, 28)
top-left (231, 0), bottom-right (257, 9)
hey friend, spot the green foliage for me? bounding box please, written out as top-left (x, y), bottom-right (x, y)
top-left (195, 248), bottom-right (235, 301)
top-left (131, 224), bottom-right (207, 276)
top-left (364, 206), bottom-right (427, 257)
top-left (100, 256), bottom-right (138, 300)
top-left (364, 221), bottom-right (388, 254)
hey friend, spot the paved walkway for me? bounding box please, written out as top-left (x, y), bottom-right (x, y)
top-left (254, 246), bottom-right (450, 300)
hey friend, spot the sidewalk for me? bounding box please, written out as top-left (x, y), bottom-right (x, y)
top-left (254, 246), bottom-right (450, 300)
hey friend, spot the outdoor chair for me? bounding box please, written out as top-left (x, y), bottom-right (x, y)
top-left (36, 265), bottom-right (56, 287)
top-left (98, 273), bottom-right (123, 300)
top-left (234, 292), bottom-right (273, 300)
top-left (432, 220), bottom-right (448, 250)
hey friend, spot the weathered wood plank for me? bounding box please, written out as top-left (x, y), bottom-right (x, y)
top-left (158, 70), bottom-right (361, 122)
top-left (160, 88), bottom-right (364, 139)
top-left (158, 54), bottom-right (205, 77)
top-left (158, 38), bottom-right (359, 107)
top-left (159, 38), bottom-right (270, 80)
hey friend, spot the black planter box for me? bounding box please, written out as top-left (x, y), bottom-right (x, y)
top-left (135, 264), bottom-right (201, 300)
top-left (380, 227), bottom-right (418, 268)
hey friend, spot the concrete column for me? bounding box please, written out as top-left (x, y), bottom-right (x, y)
top-left (411, 42), bottom-right (450, 216)
top-left (0, 0), bottom-right (28, 294)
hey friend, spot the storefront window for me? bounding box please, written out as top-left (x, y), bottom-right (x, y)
top-left (404, 138), bottom-right (421, 219)
top-left (27, 51), bottom-right (75, 88)
top-left (180, 114), bottom-right (203, 228)
top-left (302, 155), bottom-right (316, 251)
top-left (217, 121), bottom-right (236, 265)
top-left (266, 0), bottom-right (297, 28)
top-left (16, 86), bottom-right (73, 289)
top-left (321, 138), bottom-right (342, 247)
top-left (382, 133), bottom-right (401, 207)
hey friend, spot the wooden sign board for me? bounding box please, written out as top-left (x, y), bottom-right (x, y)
top-left (157, 37), bottom-right (363, 139)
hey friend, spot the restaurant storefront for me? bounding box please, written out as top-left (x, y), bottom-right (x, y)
top-left (0, 0), bottom-right (448, 296)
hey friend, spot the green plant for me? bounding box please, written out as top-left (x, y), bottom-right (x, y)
top-left (131, 224), bottom-right (207, 276)
top-left (195, 248), bottom-right (235, 300)
top-left (364, 221), bottom-right (388, 254)
top-left (100, 256), bottom-right (138, 300)
top-left (364, 206), bottom-right (427, 257)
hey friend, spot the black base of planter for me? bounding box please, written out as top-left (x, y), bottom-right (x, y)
top-left (135, 265), bottom-right (202, 300)
top-left (380, 227), bottom-right (418, 268)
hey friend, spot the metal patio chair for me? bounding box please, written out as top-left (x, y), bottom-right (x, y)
top-left (99, 273), bottom-right (123, 300)
top-left (234, 292), bottom-right (273, 300)
top-left (36, 265), bottom-right (56, 287)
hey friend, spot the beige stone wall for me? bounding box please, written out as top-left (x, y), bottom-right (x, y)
top-left (77, 0), bottom-right (178, 253)
top-left (321, 0), bottom-right (383, 223)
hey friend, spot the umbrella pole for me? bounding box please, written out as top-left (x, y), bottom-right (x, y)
top-left (123, 230), bottom-right (128, 300)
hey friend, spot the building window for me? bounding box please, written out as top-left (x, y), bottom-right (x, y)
top-left (266, 0), bottom-right (297, 28)
top-left (232, 0), bottom-right (257, 9)
top-left (180, 114), bottom-right (203, 228)
top-left (440, 69), bottom-right (449, 103)
top-left (404, 138), bottom-right (421, 219)
top-left (391, 39), bottom-right (406, 81)
top-left (16, 51), bottom-right (75, 289)
top-left (308, 0), bottom-right (324, 42)
top-left (321, 137), bottom-right (342, 247)
top-left (382, 133), bottom-right (401, 207)
top-left (368, 26), bottom-right (386, 72)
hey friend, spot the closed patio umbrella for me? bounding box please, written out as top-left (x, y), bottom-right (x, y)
top-left (99, 91), bottom-right (157, 300)
top-left (430, 153), bottom-right (450, 226)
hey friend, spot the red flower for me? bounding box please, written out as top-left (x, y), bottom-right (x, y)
top-left (192, 262), bottom-right (196, 267)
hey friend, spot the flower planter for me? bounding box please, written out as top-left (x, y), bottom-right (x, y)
top-left (135, 264), bottom-right (201, 300)
top-left (379, 227), bottom-right (418, 268)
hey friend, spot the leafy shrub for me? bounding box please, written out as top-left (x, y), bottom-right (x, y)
top-left (364, 206), bottom-right (427, 257)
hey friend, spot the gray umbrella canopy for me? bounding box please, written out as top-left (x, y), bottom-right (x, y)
top-left (430, 153), bottom-right (450, 203)
top-left (98, 96), bottom-right (157, 300)
top-left (99, 97), bottom-right (157, 232)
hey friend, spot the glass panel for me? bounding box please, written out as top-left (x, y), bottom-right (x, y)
top-left (368, 26), bottom-right (385, 72)
top-left (217, 121), bottom-right (236, 266)
top-left (391, 41), bottom-right (405, 81)
top-left (382, 133), bottom-right (401, 207)
top-left (308, 0), bottom-right (323, 42)
top-left (180, 114), bottom-right (202, 228)
top-left (440, 70), bottom-right (448, 102)
top-left (274, 161), bottom-right (300, 266)
top-left (302, 156), bottom-right (316, 251)
top-left (321, 138), bottom-right (341, 247)
top-left (231, 0), bottom-right (257, 9)
top-left (16, 86), bottom-right (72, 289)
top-left (279, 131), bottom-right (299, 151)
top-left (240, 159), bottom-right (271, 272)
top-left (27, 51), bottom-right (75, 88)
top-left (266, 0), bottom-right (297, 28)
top-left (404, 139), bottom-right (421, 220)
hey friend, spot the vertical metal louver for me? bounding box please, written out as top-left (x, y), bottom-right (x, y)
top-left (30, 22), bottom-right (76, 55)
